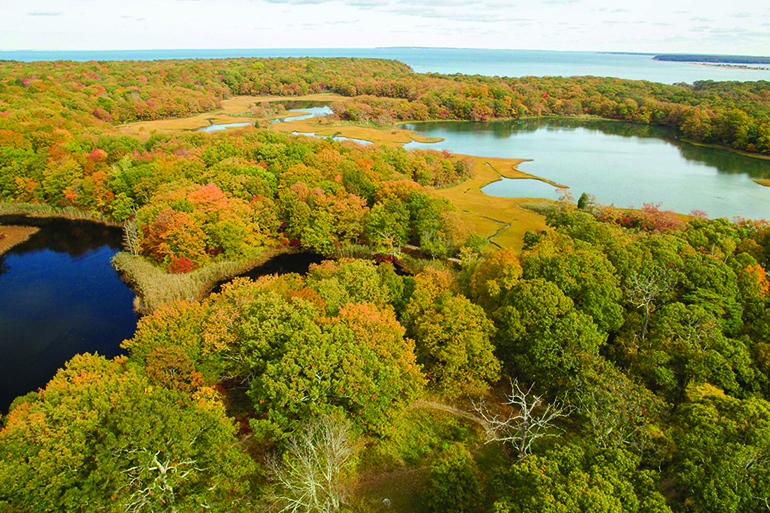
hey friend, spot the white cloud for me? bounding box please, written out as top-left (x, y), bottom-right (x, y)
top-left (1, 0), bottom-right (768, 55)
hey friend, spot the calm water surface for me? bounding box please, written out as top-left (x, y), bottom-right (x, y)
top-left (196, 121), bottom-right (253, 133)
top-left (3, 48), bottom-right (769, 84)
top-left (210, 252), bottom-right (324, 295)
top-left (274, 105), bottom-right (334, 123)
top-left (0, 218), bottom-right (138, 411)
top-left (197, 103), bottom-right (333, 132)
top-left (0, 218), bottom-right (324, 411)
top-left (403, 119), bottom-right (770, 220)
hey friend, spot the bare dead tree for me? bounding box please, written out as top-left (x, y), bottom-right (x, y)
top-left (735, 445), bottom-right (770, 511)
top-left (265, 414), bottom-right (358, 513)
top-left (120, 448), bottom-right (204, 512)
top-left (624, 265), bottom-right (676, 340)
top-left (472, 380), bottom-right (568, 460)
top-left (123, 217), bottom-right (141, 256)
top-left (376, 228), bottom-right (403, 257)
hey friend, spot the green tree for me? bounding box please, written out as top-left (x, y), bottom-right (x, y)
top-left (670, 388), bottom-right (770, 513)
top-left (0, 354), bottom-right (255, 512)
top-left (494, 445), bottom-right (671, 513)
top-left (493, 278), bottom-right (605, 390)
top-left (304, 258), bottom-right (403, 315)
top-left (235, 293), bottom-right (422, 437)
top-left (638, 302), bottom-right (756, 400)
top-left (467, 250), bottom-right (523, 312)
top-left (423, 443), bottom-right (483, 513)
top-left (522, 235), bottom-right (624, 333)
top-left (403, 269), bottom-right (500, 397)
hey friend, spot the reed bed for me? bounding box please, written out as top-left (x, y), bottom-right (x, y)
top-left (113, 247), bottom-right (292, 315)
top-left (519, 201), bottom-right (559, 215)
top-left (0, 202), bottom-right (117, 225)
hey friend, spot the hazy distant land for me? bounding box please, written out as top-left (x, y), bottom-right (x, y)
top-left (653, 53), bottom-right (770, 65)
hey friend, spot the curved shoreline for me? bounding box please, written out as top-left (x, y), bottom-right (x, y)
top-left (116, 93), bottom-right (346, 135)
top-left (0, 205), bottom-right (307, 316)
top-left (0, 226), bottom-right (40, 255)
top-left (112, 247), bottom-right (297, 315)
top-left (0, 202), bottom-right (121, 226)
top-left (432, 155), bottom-right (552, 252)
top-left (113, 93), bottom-right (770, 163)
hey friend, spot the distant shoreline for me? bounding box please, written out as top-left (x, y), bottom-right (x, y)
top-left (690, 62), bottom-right (770, 71)
top-left (653, 54), bottom-right (770, 65)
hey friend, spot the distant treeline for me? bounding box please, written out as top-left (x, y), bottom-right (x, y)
top-left (2, 57), bottom-right (770, 155)
top-left (655, 54), bottom-right (770, 64)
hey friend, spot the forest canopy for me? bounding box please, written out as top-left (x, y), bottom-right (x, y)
top-left (1, 57), bottom-right (770, 512)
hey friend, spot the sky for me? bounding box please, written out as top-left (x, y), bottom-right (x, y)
top-left (1, 0), bottom-right (769, 55)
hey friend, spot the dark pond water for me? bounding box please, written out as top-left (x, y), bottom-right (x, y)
top-left (0, 217), bottom-right (138, 411)
top-left (209, 252), bottom-right (324, 295)
top-left (0, 219), bottom-right (324, 411)
top-left (403, 119), bottom-right (770, 220)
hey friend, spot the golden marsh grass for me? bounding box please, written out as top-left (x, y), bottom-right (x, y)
top-left (0, 226), bottom-right (40, 255)
top-left (112, 247), bottom-right (293, 314)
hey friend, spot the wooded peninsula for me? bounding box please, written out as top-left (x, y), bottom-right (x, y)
top-left (654, 54), bottom-right (770, 65)
top-left (1, 57), bottom-right (770, 513)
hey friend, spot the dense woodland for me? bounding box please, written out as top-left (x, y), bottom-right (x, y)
top-left (1, 57), bottom-right (769, 153)
top-left (1, 58), bottom-right (770, 512)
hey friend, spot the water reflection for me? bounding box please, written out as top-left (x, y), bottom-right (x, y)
top-left (0, 217), bottom-right (138, 412)
top-left (210, 252), bottom-right (324, 295)
top-left (402, 119), bottom-right (770, 219)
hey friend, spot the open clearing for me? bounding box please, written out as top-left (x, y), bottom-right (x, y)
top-left (436, 156), bottom-right (556, 252)
top-left (116, 93), bottom-right (347, 135)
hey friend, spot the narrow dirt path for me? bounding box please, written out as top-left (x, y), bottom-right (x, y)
top-left (410, 399), bottom-right (491, 432)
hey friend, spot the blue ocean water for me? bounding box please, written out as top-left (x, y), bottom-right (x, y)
top-left (2, 48), bottom-right (769, 84)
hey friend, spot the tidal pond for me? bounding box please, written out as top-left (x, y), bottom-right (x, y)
top-left (403, 119), bottom-right (770, 220)
top-left (196, 121), bottom-right (253, 133)
top-left (197, 101), bottom-right (333, 132)
top-left (272, 102), bottom-right (333, 122)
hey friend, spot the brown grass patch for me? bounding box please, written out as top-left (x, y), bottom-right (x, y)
top-left (116, 93), bottom-right (348, 136)
top-left (0, 225), bottom-right (40, 255)
top-left (273, 117), bottom-right (443, 146)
